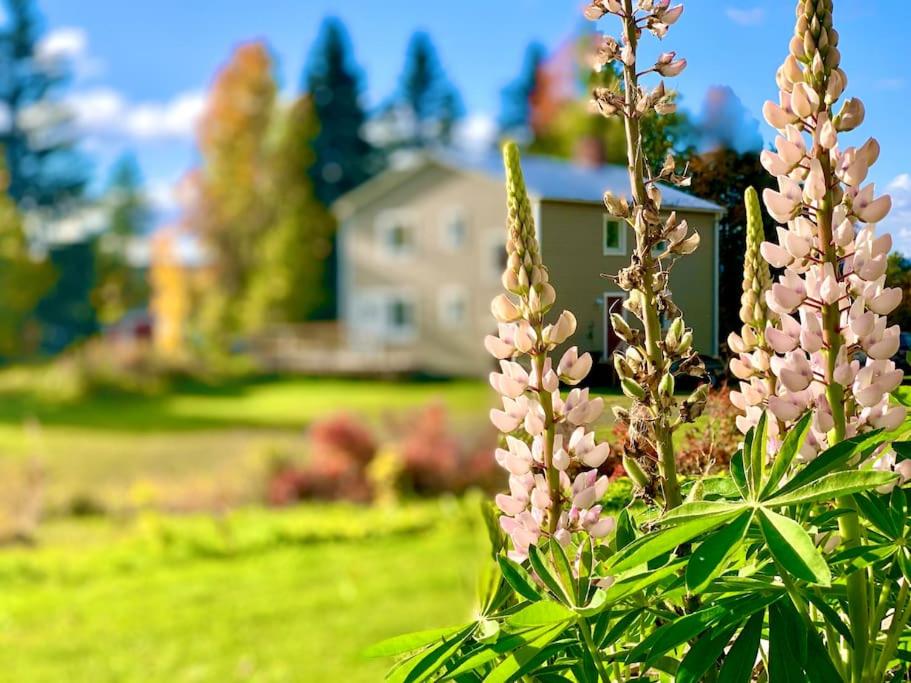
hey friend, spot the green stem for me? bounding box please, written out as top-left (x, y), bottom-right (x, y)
top-left (872, 579), bottom-right (911, 680)
top-left (533, 352), bottom-right (561, 535)
top-left (619, 0), bottom-right (681, 510)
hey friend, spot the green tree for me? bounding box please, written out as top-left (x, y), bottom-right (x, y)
top-left (382, 31), bottom-right (464, 150)
top-left (92, 154), bottom-right (150, 325)
top-left (0, 0), bottom-right (86, 208)
top-left (304, 17), bottom-right (381, 206)
top-left (498, 42), bottom-right (547, 144)
top-left (885, 252), bottom-right (911, 333)
top-left (242, 97), bottom-right (336, 328)
top-left (191, 41), bottom-right (277, 341)
top-left (0, 159), bottom-right (53, 356)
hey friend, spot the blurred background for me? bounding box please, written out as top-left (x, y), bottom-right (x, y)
top-left (0, 0), bottom-right (908, 680)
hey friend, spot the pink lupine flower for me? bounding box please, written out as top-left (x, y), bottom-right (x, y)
top-left (557, 346), bottom-right (593, 385)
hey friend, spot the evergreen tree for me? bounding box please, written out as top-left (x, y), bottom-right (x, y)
top-left (383, 31), bottom-right (464, 150)
top-left (0, 0), bottom-right (86, 208)
top-left (0, 157), bottom-right (53, 356)
top-left (242, 96), bottom-right (336, 327)
top-left (92, 154), bottom-right (150, 325)
top-left (498, 42), bottom-right (547, 143)
top-left (34, 241), bottom-right (96, 352)
top-left (304, 17), bottom-right (379, 206)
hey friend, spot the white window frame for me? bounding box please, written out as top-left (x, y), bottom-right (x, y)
top-left (440, 207), bottom-right (468, 251)
top-left (438, 285), bottom-right (468, 328)
top-left (376, 209), bottom-right (416, 258)
top-left (602, 214), bottom-right (627, 256)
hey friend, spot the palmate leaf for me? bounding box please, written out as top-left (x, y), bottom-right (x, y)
top-left (661, 501), bottom-right (746, 525)
top-left (610, 508), bottom-right (745, 573)
top-left (386, 625), bottom-right (475, 683)
top-left (758, 508), bottom-right (831, 586)
top-left (686, 509), bottom-right (753, 593)
top-left (603, 559), bottom-right (685, 604)
top-left (747, 412), bottom-right (769, 495)
top-left (624, 604), bottom-right (728, 665)
top-left (528, 545), bottom-right (571, 605)
top-left (506, 601), bottom-right (574, 628)
top-left (766, 470), bottom-right (897, 507)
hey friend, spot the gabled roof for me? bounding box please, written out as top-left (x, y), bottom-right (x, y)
top-left (333, 149), bottom-right (724, 218)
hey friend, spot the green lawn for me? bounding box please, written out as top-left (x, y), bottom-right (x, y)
top-left (0, 502), bottom-right (485, 682)
top-left (0, 375), bottom-right (630, 511)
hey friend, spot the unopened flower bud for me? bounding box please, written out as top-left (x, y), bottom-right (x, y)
top-left (623, 455), bottom-right (650, 490)
top-left (621, 377), bottom-right (646, 400)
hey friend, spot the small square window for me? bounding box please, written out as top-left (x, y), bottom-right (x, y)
top-left (439, 287), bottom-right (468, 328)
top-left (378, 212), bottom-right (415, 257)
top-left (603, 216), bottom-right (626, 255)
top-left (442, 211), bottom-right (467, 250)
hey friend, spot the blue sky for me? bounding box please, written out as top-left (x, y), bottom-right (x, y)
top-left (29, 0), bottom-right (911, 249)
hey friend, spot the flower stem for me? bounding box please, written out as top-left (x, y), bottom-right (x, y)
top-left (534, 352), bottom-right (562, 534)
top-left (620, 0), bottom-right (681, 510)
top-left (578, 616), bottom-right (611, 682)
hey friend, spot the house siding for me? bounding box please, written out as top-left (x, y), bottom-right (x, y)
top-left (539, 200), bottom-right (719, 361)
top-left (340, 162), bottom-right (720, 377)
top-left (341, 165), bottom-right (505, 376)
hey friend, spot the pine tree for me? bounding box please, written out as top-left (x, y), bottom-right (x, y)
top-left (0, 0), bottom-right (86, 208)
top-left (304, 17), bottom-right (380, 206)
top-left (498, 42), bottom-right (547, 143)
top-left (383, 31), bottom-right (464, 151)
top-left (242, 96), bottom-right (336, 327)
top-left (92, 154), bottom-right (150, 325)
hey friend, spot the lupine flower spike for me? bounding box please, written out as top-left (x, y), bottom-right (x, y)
top-left (742, 0), bottom-right (906, 464)
top-left (487, 142), bottom-right (615, 561)
top-left (585, 0), bottom-right (705, 510)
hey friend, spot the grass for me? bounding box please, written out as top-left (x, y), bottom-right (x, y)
top-left (0, 502), bottom-right (486, 682)
top-left (0, 374), bottom-right (630, 510)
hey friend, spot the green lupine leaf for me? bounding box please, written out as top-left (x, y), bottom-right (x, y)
top-left (528, 545), bottom-right (570, 604)
top-left (611, 507), bottom-right (745, 573)
top-left (365, 625), bottom-right (466, 658)
top-left (575, 589), bottom-right (608, 618)
top-left (387, 625), bottom-right (474, 683)
top-left (484, 623), bottom-right (569, 683)
top-left (749, 412), bottom-right (768, 494)
top-left (805, 592), bottom-right (853, 647)
top-left (660, 501), bottom-right (746, 525)
top-left (603, 559), bottom-right (686, 603)
top-left (730, 449), bottom-right (750, 499)
top-left (717, 609), bottom-right (764, 683)
top-left (615, 508), bottom-right (636, 550)
top-left (686, 509), bottom-right (753, 594)
top-left (767, 470), bottom-right (897, 507)
top-left (676, 624), bottom-right (739, 683)
top-left (577, 535), bottom-right (594, 601)
top-left (549, 540), bottom-right (577, 605)
top-left (761, 411), bottom-right (812, 498)
top-left (626, 605), bottom-right (727, 665)
top-left (758, 508), bottom-right (831, 585)
top-left (442, 624), bottom-right (560, 679)
top-left (506, 601), bottom-right (574, 628)
top-left (497, 555), bottom-right (542, 603)
top-left (775, 429), bottom-right (885, 497)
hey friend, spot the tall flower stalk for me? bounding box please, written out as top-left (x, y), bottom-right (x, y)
top-left (750, 1), bottom-right (905, 678)
top-left (487, 142), bottom-right (614, 560)
top-left (586, 0), bottom-right (705, 511)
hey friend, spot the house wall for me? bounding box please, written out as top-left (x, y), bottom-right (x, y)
top-left (340, 165), bottom-right (506, 376)
top-left (340, 164), bottom-right (720, 378)
top-left (539, 201), bottom-right (719, 362)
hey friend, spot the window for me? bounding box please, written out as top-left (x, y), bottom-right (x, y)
top-left (389, 297), bottom-right (415, 332)
top-left (602, 215), bottom-right (626, 255)
top-left (442, 209), bottom-right (467, 250)
top-left (489, 231), bottom-right (508, 281)
top-left (377, 211), bottom-right (415, 257)
top-left (439, 286), bottom-right (468, 328)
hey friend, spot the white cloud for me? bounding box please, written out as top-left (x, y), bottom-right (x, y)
top-left (725, 7), bottom-right (765, 26)
top-left (65, 88), bottom-right (206, 142)
top-left (36, 27), bottom-right (104, 81)
top-left (881, 174), bottom-right (911, 255)
top-left (453, 112), bottom-right (497, 152)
